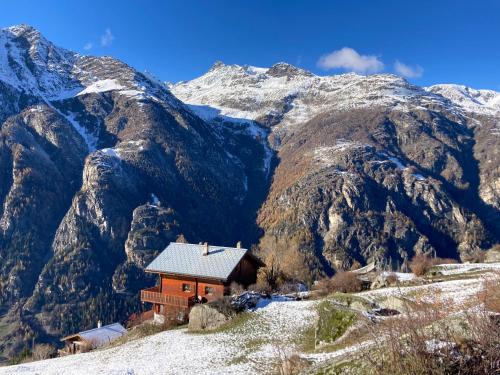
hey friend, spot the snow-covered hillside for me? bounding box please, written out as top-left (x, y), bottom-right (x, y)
top-left (2, 263), bottom-right (498, 375)
top-left (427, 84), bottom-right (500, 116)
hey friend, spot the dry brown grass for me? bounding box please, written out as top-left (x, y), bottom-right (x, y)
top-left (359, 273), bottom-right (500, 375)
top-left (480, 271), bottom-right (500, 313)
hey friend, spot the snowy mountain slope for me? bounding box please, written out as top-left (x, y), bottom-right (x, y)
top-left (171, 62), bottom-right (500, 142)
top-left (427, 84), bottom-right (500, 116)
top-left (0, 25), bottom-right (180, 113)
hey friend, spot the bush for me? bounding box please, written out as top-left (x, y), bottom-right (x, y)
top-left (409, 254), bottom-right (457, 276)
top-left (329, 271), bottom-right (363, 293)
top-left (409, 254), bottom-right (433, 276)
top-left (463, 249), bottom-right (487, 263)
top-left (314, 272), bottom-right (363, 295)
top-left (229, 281), bottom-right (245, 296)
top-left (480, 271), bottom-right (500, 313)
top-left (384, 272), bottom-right (398, 285)
top-left (32, 344), bottom-right (55, 361)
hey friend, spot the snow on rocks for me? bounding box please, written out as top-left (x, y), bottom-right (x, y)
top-left (360, 277), bottom-right (486, 309)
top-left (76, 79), bottom-right (125, 96)
top-left (171, 62), bottom-right (496, 139)
top-left (426, 84), bottom-right (500, 116)
top-left (99, 148), bottom-right (122, 159)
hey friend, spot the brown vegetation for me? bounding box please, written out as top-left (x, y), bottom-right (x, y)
top-left (361, 273), bottom-right (500, 375)
top-left (463, 249), bottom-right (487, 263)
top-left (409, 253), bottom-right (457, 276)
top-left (31, 344), bottom-right (55, 361)
top-left (253, 237), bottom-right (312, 292)
top-left (314, 271), bottom-right (363, 295)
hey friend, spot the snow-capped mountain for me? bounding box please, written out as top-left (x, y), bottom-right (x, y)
top-left (172, 61), bottom-right (499, 275)
top-left (0, 25), bottom-right (262, 360)
top-left (427, 84), bottom-right (500, 116)
top-left (0, 24), bottom-right (177, 103)
top-left (0, 25), bottom-right (498, 361)
top-left (172, 62), bottom-right (499, 143)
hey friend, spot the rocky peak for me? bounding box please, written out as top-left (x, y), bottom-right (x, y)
top-left (266, 62), bottom-right (313, 78)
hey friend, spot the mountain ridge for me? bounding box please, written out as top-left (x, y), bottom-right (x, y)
top-left (0, 24), bottom-right (498, 359)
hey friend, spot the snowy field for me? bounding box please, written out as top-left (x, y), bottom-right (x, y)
top-left (1, 264), bottom-right (497, 375)
top-left (431, 262), bottom-right (500, 276)
top-left (0, 298), bottom-right (316, 375)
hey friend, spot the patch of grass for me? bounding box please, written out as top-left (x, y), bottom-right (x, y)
top-left (330, 293), bottom-right (374, 311)
top-left (227, 354), bottom-right (247, 366)
top-left (244, 337), bottom-right (267, 351)
top-left (190, 312), bottom-right (254, 334)
top-left (315, 301), bottom-right (357, 348)
top-left (298, 322), bottom-right (316, 352)
top-left (314, 359), bottom-right (366, 375)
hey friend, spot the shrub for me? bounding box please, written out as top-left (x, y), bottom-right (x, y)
top-left (463, 249), bottom-right (487, 263)
top-left (229, 281), bottom-right (245, 296)
top-left (409, 254), bottom-right (433, 276)
top-left (329, 271), bottom-right (363, 293)
top-left (32, 344), bottom-right (55, 361)
top-left (312, 277), bottom-right (333, 296)
top-left (384, 272), bottom-right (398, 285)
top-left (409, 254), bottom-right (457, 276)
top-left (480, 271), bottom-right (500, 313)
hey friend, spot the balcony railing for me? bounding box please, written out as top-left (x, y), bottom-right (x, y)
top-left (140, 287), bottom-right (195, 307)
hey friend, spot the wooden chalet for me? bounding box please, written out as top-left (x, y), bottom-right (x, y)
top-left (140, 242), bottom-right (263, 322)
top-left (59, 322), bottom-right (126, 356)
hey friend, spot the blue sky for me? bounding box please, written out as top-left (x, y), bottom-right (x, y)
top-left (1, 0), bottom-right (499, 89)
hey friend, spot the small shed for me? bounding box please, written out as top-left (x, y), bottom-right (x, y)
top-left (59, 322), bottom-right (126, 356)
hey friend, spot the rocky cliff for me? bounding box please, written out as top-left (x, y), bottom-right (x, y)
top-left (172, 62), bottom-right (500, 275)
top-left (0, 25), bottom-right (498, 359)
top-left (0, 25), bottom-right (266, 359)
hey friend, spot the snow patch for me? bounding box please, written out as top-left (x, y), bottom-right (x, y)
top-left (99, 148), bottom-right (121, 159)
top-left (76, 79), bottom-right (125, 96)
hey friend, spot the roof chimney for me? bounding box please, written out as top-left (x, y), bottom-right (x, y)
top-left (203, 242), bottom-right (209, 256)
top-left (236, 241), bottom-right (242, 249)
top-left (97, 320), bottom-right (102, 328)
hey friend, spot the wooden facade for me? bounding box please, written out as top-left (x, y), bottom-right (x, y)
top-left (140, 248), bottom-right (261, 322)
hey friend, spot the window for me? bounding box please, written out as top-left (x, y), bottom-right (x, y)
top-left (205, 286), bottom-right (215, 295)
top-left (182, 283), bottom-right (191, 292)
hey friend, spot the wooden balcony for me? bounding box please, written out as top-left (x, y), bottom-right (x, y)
top-left (140, 287), bottom-right (195, 307)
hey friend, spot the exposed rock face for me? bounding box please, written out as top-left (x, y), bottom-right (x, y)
top-left (0, 25), bottom-right (499, 359)
top-left (0, 25), bottom-right (266, 359)
top-left (172, 61), bottom-right (500, 275)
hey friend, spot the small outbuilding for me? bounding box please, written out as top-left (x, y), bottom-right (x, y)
top-left (59, 322), bottom-right (126, 356)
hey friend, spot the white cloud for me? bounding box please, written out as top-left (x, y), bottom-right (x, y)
top-left (100, 28), bottom-right (114, 47)
top-left (83, 42), bottom-right (93, 51)
top-left (317, 47), bottom-right (384, 74)
top-left (394, 60), bottom-right (423, 78)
